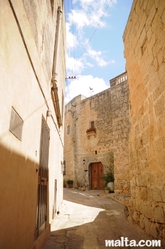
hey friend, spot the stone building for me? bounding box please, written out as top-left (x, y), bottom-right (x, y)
top-left (64, 72), bottom-right (130, 194)
top-left (123, 0), bottom-right (165, 244)
top-left (0, 1), bottom-right (66, 249)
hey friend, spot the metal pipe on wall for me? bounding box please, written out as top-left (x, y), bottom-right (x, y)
top-left (51, 6), bottom-right (63, 127)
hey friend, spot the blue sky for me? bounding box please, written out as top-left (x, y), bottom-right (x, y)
top-left (64, 0), bottom-right (133, 103)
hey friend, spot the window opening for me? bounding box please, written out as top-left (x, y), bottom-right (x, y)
top-left (9, 107), bottom-right (24, 141)
top-left (91, 121), bottom-right (94, 128)
top-left (67, 125), bottom-right (70, 134)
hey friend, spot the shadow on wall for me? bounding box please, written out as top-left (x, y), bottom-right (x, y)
top-left (0, 143), bottom-right (39, 249)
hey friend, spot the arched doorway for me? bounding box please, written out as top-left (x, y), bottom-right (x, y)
top-left (90, 162), bottom-right (104, 190)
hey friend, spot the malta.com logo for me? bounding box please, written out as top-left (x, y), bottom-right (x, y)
top-left (105, 237), bottom-right (161, 247)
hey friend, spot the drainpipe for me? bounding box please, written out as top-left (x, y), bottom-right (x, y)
top-left (51, 6), bottom-right (63, 127)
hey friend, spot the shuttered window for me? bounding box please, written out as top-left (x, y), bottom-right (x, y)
top-left (9, 107), bottom-right (23, 141)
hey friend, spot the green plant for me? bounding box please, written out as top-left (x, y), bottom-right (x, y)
top-left (101, 171), bottom-right (114, 186)
top-left (104, 186), bottom-right (110, 190)
top-left (66, 179), bottom-right (73, 185)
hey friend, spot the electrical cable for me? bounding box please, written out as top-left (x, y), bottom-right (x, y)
top-left (77, 1), bottom-right (112, 60)
top-left (66, 0), bottom-right (112, 82)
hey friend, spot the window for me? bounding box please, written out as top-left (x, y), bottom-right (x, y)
top-left (62, 159), bottom-right (66, 175)
top-left (9, 107), bottom-right (24, 141)
top-left (86, 121), bottom-right (96, 135)
top-left (67, 125), bottom-right (70, 134)
top-left (91, 121), bottom-right (94, 129)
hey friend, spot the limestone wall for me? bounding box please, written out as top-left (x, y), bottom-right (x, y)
top-left (123, 0), bottom-right (165, 243)
top-left (0, 1), bottom-right (66, 248)
top-left (110, 76), bottom-right (130, 193)
top-left (64, 73), bottom-right (130, 193)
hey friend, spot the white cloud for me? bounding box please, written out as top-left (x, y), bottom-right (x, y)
top-left (87, 47), bottom-right (108, 67)
top-left (66, 22), bottom-right (78, 50)
top-left (66, 48), bottom-right (113, 77)
top-left (86, 62), bottom-right (94, 68)
top-left (66, 0), bottom-right (117, 70)
top-left (66, 55), bottom-right (84, 75)
top-left (68, 10), bottom-right (90, 29)
top-left (65, 0), bottom-right (117, 104)
top-left (65, 75), bottom-right (109, 104)
top-left (80, 0), bottom-right (117, 9)
top-left (68, 8), bottom-right (105, 30)
top-left (69, 0), bottom-right (117, 30)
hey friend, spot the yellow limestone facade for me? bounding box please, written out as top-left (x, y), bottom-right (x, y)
top-left (0, 1), bottom-right (66, 248)
top-left (64, 72), bottom-right (130, 194)
top-left (123, 0), bottom-right (165, 244)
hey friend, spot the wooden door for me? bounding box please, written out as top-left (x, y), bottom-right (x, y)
top-left (36, 116), bottom-right (50, 236)
top-left (91, 162), bottom-right (104, 190)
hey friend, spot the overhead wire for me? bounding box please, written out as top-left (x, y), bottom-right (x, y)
top-left (65, 0), bottom-right (75, 76)
top-left (70, 0), bottom-right (76, 98)
top-left (65, 0), bottom-right (112, 81)
top-left (77, 0), bottom-right (112, 60)
top-left (64, 0), bottom-right (76, 101)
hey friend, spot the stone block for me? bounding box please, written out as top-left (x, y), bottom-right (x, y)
top-left (149, 222), bottom-right (158, 238)
top-left (153, 138), bottom-right (164, 155)
top-left (142, 128), bottom-right (149, 146)
top-left (149, 157), bottom-right (158, 171)
top-left (139, 26), bottom-right (147, 48)
top-left (146, 3), bottom-right (157, 28)
top-left (157, 154), bottom-right (165, 170)
top-left (153, 205), bottom-right (164, 223)
top-left (139, 215), bottom-right (145, 229)
top-left (157, 48), bottom-right (164, 66)
top-left (152, 189), bottom-right (162, 202)
top-left (132, 210), bottom-right (141, 224)
top-left (142, 114), bottom-right (150, 129)
top-left (139, 147), bottom-right (147, 161)
top-left (161, 9), bottom-right (165, 24)
top-left (144, 217), bottom-right (150, 234)
top-left (147, 188), bottom-right (153, 202)
top-left (147, 33), bottom-right (156, 55)
top-left (161, 187), bottom-right (165, 202)
top-left (148, 71), bottom-right (160, 92)
top-left (146, 26), bottom-right (152, 41)
top-left (139, 187), bottom-right (148, 201)
top-left (158, 63), bottom-right (165, 84)
top-left (152, 57), bottom-right (159, 72)
top-left (136, 175), bottom-right (145, 187)
top-left (143, 202), bottom-right (154, 219)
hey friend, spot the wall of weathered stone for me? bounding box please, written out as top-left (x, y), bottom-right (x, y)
top-left (23, 0), bottom-right (66, 86)
top-left (123, 0), bottom-right (165, 244)
top-left (0, 1), bottom-right (66, 248)
top-left (64, 73), bottom-right (130, 193)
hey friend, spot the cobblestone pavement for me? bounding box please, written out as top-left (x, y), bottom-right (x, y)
top-left (43, 189), bottom-right (163, 249)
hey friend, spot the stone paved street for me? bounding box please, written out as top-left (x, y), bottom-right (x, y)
top-left (43, 189), bottom-right (163, 249)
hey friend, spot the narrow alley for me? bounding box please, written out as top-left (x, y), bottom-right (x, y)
top-left (43, 189), bottom-right (161, 249)
top-left (1, 1), bottom-right (165, 248)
